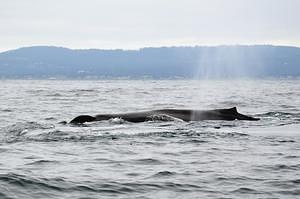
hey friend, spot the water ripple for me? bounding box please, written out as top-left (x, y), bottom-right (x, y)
top-left (0, 79), bottom-right (300, 199)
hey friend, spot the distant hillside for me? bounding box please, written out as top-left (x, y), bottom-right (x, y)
top-left (0, 45), bottom-right (300, 78)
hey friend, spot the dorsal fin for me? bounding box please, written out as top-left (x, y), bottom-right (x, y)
top-left (218, 107), bottom-right (238, 114)
top-left (229, 107), bottom-right (237, 113)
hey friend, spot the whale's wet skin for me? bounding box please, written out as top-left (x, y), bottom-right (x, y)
top-left (70, 107), bottom-right (260, 124)
top-left (0, 79), bottom-right (300, 199)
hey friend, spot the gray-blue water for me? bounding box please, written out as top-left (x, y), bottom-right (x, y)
top-left (0, 79), bottom-right (300, 199)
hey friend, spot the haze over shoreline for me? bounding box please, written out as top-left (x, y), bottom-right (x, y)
top-left (2, 44), bottom-right (300, 54)
top-left (1, 45), bottom-right (300, 79)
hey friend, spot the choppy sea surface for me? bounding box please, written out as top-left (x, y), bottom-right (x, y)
top-left (0, 79), bottom-right (299, 199)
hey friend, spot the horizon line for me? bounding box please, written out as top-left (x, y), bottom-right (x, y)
top-left (1, 43), bottom-right (300, 53)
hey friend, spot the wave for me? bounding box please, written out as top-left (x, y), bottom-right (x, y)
top-left (268, 164), bottom-right (300, 171)
top-left (25, 160), bottom-right (60, 166)
top-left (0, 172), bottom-right (205, 197)
top-left (0, 173), bottom-right (129, 196)
top-left (70, 89), bottom-right (96, 92)
top-left (0, 173), bottom-right (65, 191)
top-left (253, 111), bottom-right (300, 127)
top-left (151, 171), bottom-right (177, 178)
top-left (257, 111), bottom-right (300, 121)
top-left (0, 122), bottom-right (54, 143)
top-left (231, 187), bottom-right (261, 194)
top-left (0, 108), bottom-right (13, 112)
top-left (0, 120), bottom-right (253, 144)
top-left (3, 115), bottom-right (300, 144)
top-left (109, 118), bottom-right (126, 124)
top-left (129, 158), bottom-right (165, 165)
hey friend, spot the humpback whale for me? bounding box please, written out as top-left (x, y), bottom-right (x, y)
top-left (70, 107), bottom-right (259, 124)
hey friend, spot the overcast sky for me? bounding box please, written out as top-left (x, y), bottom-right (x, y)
top-left (0, 0), bottom-right (299, 52)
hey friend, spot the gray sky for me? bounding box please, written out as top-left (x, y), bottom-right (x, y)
top-left (1, 0), bottom-right (299, 52)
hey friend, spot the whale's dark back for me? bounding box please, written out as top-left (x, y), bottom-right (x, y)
top-left (70, 115), bottom-right (96, 124)
top-left (69, 107), bottom-right (259, 124)
top-left (217, 107), bottom-right (238, 114)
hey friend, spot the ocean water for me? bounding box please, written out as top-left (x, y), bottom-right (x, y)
top-left (0, 79), bottom-right (299, 199)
